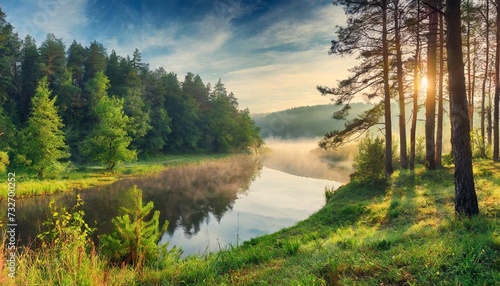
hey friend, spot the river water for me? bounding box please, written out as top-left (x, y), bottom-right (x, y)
top-left (1, 144), bottom-right (346, 257)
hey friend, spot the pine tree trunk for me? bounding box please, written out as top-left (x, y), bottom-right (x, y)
top-left (410, 0), bottom-right (421, 171)
top-left (446, 0), bottom-right (479, 216)
top-left (426, 0), bottom-right (438, 170)
top-left (481, 0), bottom-right (490, 154)
top-left (494, 0), bottom-right (500, 161)
top-left (466, 0), bottom-right (474, 129)
top-left (395, 0), bottom-right (408, 169)
top-left (436, 10), bottom-right (444, 168)
top-left (382, 0), bottom-right (393, 176)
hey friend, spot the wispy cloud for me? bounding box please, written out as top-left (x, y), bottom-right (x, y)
top-left (5, 0), bottom-right (89, 42)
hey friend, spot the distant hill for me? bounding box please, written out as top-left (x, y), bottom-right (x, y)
top-left (252, 102), bottom-right (453, 151)
top-left (251, 103), bottom-right (372, 139)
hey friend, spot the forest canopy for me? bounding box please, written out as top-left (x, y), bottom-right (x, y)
top-left (0, 8), bottom-right (262, 174)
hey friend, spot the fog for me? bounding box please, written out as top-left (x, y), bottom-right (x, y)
top-left (262, 138), bottom-right (355, 184)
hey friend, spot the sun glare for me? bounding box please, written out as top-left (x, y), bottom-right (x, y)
top-left (420, 77), bottom-right (428, 90)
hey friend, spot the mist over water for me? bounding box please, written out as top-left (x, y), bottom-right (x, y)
top-left (1, 142), bottom-right (352, 258)
top-left (262, 138), bottom-right (355, 183)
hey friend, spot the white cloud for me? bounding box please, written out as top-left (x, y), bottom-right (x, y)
top-left (145, 14), bottom-right (234, 79)
top-left (102, 24), bottom-right (178, 58)
top-left (8, 0), bottom-right (89, 42)
top-left (101, 2), bottom-right (356, 114)
top-left (216, 4), bottom-right (356, 113)
top-left (225, 49), bottom-right (356, 113)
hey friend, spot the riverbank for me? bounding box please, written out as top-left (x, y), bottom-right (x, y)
top-left (2, 153), bottom-right (230, 199)
top-left (1, 160), bottom-right (498, 285)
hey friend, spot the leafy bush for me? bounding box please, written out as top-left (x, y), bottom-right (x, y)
top-left (352, 133), bottom-right (385, 181)
top-left (100, 185), bottom-right (173, 269)
top-left (38, 195), bottom-right (94, 247)
top-left (36, 195), bottom-right (98, 284)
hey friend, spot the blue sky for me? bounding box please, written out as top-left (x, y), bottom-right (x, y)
top-left (2, 0), bottom-right (355, 113)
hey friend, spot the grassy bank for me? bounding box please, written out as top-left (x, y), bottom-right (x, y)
top-left (3, 154), bottom-right (229, 199)
top-left (1, 161), bottom-right (499, 285)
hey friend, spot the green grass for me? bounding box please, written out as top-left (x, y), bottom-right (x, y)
top-left (1, 160), bottom-right (499, 285)
top-left (2, 154), bottom-right (230, 199)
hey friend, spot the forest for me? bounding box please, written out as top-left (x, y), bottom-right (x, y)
top-left (317, 0), bottom-right (500, 216)
top-left (0, 7), bottom-right (262, 177)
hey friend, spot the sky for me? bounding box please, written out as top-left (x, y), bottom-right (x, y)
top-left (2, 0), bottom-right (356, 113)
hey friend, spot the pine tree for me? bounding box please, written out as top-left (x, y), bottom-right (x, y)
top-left (23, 77), bottom-right (70, 177)
top-left (19, 35), bottom-right (39, 124)
top-left (38, 34), bottom-right (66, 91)
top-left (100, 185), bottom-right (168, 268)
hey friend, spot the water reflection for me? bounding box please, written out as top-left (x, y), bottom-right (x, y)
top-left (1, 154), bottom-right (340, 257)
top-left (0, 155), bottom-right (262, 246)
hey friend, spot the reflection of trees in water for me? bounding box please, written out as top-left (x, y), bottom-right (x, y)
top-left (143, 154), bottom-right (262, 237)
top-left (2, 155), bottom-right (262, 245)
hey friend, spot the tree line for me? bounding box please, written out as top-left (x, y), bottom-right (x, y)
top-left (0, 8), bottom-right (262, 176)
top-left (318, 0), bottom-right (494, 216)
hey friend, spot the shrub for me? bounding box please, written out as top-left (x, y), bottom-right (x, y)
top-left (352, 133), bottom-right (385, 181)
top-left (100, 185), bottom-right (172, 269)
top-left (38, 195), bottom-right (94, 247)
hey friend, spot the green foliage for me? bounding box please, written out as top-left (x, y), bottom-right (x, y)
top-left (38, 33), bottom-right (66, 90)
top-left (67, 40), bottom-right (87, 86)
top-left (100, 185), bottom-right (170, 269)
top-left (164, 72), bottom-right (202, 151)
top-left (84, 41), bottom-right (107, 82)
top-left (0, 7), bottom-right (263, 173)
top-left (19, 35), bottom-right (40, 123)
top-left (203, 84), bottom-right (262, 153)
top-left (82, 76), bottom-right (137, 169)
top-left (352, 132), bottom-right (386, 181)
top-left (470, 128), bottom-right (490, 159)
top-left (123, 86), bottom-right (152, 142)
top-left (0, 105), bottom-right (16, 151)
top-left (414, 135), bottom-right (426, 164)
top-left (38, 194), bottom-right (94, 247)
top-left (0, 151), bottom-right (9, 174)
top-left (85, 70), bottom-right (110, 105)
top-left (22, 77), bottom-right (70, 177)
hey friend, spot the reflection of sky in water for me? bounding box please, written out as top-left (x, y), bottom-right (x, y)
top-left (162, 167), bottom-right (339, 257)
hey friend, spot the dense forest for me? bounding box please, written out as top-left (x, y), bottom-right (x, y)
top-left (0, 8), bottom-right (262, 176)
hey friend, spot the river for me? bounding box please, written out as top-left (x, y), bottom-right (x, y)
top-left (1, 141), bottom-right (349, 257)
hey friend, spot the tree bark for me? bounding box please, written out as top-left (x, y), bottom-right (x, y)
top-left (494, 0), bottom-right (500, 161)
top-left (382, 0), bottom-right (393, 176)
top-left (481, 0), bottom-right (490, 154)
top-left (436, 9), bottom-right (444, 168)
top-left (410, 0), bottom-right (421, 170)
top-left (466, 0), bottom-right (473, 129)
top-left (426, 0), bottom-right (438, 170)
top-left (446, 0), bottom-right (479, 216)
top-left (394, 0), bottom-right (407, 169)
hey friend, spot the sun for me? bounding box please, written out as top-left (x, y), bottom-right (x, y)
top-left (420, 77), bottom-right (428, 90)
